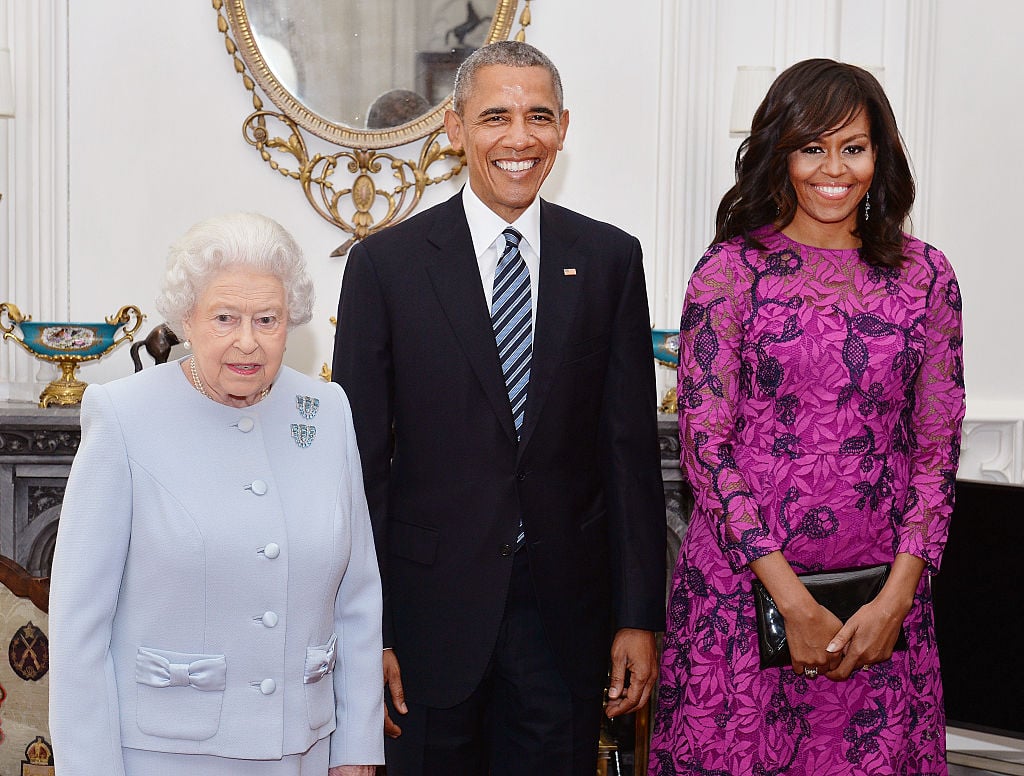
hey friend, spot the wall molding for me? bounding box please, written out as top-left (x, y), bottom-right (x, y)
top-left (650, 0), bottom-right (716, 331)
top-left (902, 0), bottom-right (938, 237)
top-left (650, 2), bottom-right (719, 401)
top-left (960, 419), bottom-right (1023, 485)
top-left (0, 0), bottom-right (69, 401)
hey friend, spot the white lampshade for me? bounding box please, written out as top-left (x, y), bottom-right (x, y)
top-left (0, 49), bottom-right (14, 118)
top-left (729, 65), bottom-right (775, 135)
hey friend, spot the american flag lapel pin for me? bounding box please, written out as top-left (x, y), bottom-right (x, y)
top-left (563, 268), bottom-right (577, 276)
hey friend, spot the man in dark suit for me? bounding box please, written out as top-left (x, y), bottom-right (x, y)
top-left (332, 41), bottom-right (665, 776)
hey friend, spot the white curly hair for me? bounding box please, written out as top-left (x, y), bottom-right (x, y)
top-left (155, 212), bottom-right (314, 335)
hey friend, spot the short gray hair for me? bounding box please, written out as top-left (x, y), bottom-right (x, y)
top-left (155, 212), bottom-right (314, 334)
top-left (453, 41), bottom-right (563, 115)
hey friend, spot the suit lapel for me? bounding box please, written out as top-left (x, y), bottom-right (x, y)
top-left (517, 201), bottom-right (584, 453)
top-left (424, 196), bottom-right (519, 443)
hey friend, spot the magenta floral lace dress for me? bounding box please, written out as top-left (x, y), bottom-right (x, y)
top-left (649, 227), bottom-right (965, 776)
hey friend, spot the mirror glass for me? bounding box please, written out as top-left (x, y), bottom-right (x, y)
top-left (232, 0), bottom-right (516, 144)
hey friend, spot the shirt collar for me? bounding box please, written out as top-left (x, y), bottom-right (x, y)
top-left (462, 184), bottom-right (542, 258)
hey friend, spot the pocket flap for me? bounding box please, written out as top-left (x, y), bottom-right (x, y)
top-left (390, 520), bottom-right (439, 565)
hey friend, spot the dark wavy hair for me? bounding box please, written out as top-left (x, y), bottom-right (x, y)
top-left (715, 58), bottom-right (914, 266)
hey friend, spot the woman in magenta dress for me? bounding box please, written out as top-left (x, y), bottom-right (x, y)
top-left (649, 59), bottom-right (964, 775)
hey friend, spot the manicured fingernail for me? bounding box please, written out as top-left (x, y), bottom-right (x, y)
top-left (826, 642), bottom-right (839, 653)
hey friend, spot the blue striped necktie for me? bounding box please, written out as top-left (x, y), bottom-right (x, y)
top-left (492, 228), bottom-right (531, 549)
top-left (492, 228), bottom-right (532, 439)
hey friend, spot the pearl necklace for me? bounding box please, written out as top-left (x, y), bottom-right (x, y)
top-left (189, 355), bottom-right (270, 403)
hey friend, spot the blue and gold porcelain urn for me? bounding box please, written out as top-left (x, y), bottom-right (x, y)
top-left (1, 302), bottom-right (144, 407)
top-left (651, 327), bottom-right (680, 414)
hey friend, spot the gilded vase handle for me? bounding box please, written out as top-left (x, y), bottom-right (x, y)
top-left (0, 301), bottom-right (31, 336)
top-left (106, 305), bottom-right (145, 347)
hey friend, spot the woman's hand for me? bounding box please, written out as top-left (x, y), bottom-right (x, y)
top-left (329, 766), bottom-right (377, 776)
top-left (749, 551), bottom-right (844, 679)
top-left (820, 598), bottom-right (905, 680)
top-left (823, 553), bottom-right (925, 680)
top-left (780, 599), bottom-right (845, 678)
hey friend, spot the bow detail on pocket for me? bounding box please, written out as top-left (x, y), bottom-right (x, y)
top-left (135, 647), bottom-right (227, 692)
top-left (303, 633), bottom-right (338, 685)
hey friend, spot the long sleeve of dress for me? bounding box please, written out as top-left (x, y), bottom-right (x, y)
top-left (329, 387), bottom-right (385, 767)
top-left (893, 244), bottom-right (965, 572)
top-left (48, 385), bottom-right (130, 776)
top-left (677, 244), bottom-right (784, 571)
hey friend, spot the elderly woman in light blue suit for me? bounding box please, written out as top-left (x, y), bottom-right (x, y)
top-left (48, 213), bottom-right (384, 776)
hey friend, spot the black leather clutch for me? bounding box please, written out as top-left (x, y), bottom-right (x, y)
top-left (751, 563), bottom-right (908, 670)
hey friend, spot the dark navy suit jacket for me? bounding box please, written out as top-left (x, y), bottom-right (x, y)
top-left (333, 192), bottom-right (665, 708)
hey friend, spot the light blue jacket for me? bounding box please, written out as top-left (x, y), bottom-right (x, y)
top-left (48, 361), bottom-right (383, 774)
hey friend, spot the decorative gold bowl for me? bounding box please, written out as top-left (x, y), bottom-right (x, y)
top-left (1, 302), bottom-right (144, 407)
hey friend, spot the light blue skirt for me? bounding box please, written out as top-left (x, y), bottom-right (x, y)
top-left (122, 735), bottom-right (329, 775)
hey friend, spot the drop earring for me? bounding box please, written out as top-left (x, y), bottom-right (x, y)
top-left (183, 339), bottom-right (192, 350)
top-left (863, 192), bottom-right (871, 222)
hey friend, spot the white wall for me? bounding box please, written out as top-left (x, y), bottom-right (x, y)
top-left (64, 0), bottom-right (358, 385)
top-left (929, 4), bottom-right (1022, 412)
top-left (68, 0), bottom-right (658, 389)
top-left (1, 0), bottom-right (663, 394)
top-left (2, 0), bottom-right (1023, 477)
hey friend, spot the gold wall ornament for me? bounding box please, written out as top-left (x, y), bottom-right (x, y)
top-left (212, 0), bottom-right (524, 256)
top-left (320, 316), bottom-right (337, 382)
top-left (0, 302), bottom-right (145, 407)
top-left (515, 0), bottom-right (532, 42)
top-left (241, 111), bottom-right (465, 257)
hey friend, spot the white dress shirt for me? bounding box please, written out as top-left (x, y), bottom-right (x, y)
top-left (462, 184), bottom-right (541, 330)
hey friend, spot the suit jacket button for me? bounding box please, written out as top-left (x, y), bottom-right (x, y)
top-left (262, 542), bottom-right (281, 559)
top-left (500, 544), bottom-right (513, 556)
top-left (237, 417), bottom-right (255, 433)
top-left (516, 471), bottom-right (526, 481)
top-left (259, 678), bottom-right (277, 695)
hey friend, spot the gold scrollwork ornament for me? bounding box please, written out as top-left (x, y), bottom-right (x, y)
top-left (320, 316), bottom-right (337, 382)
top-left (212, 0), bottom-right (524, 256)
top-left (515, 0), bottom-right (532, 41)
top-left (241, 111), bottom-right (465, 257)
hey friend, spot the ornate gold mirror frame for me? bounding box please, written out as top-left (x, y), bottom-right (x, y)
top-left (212, 0), bottom-right (529, 256)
